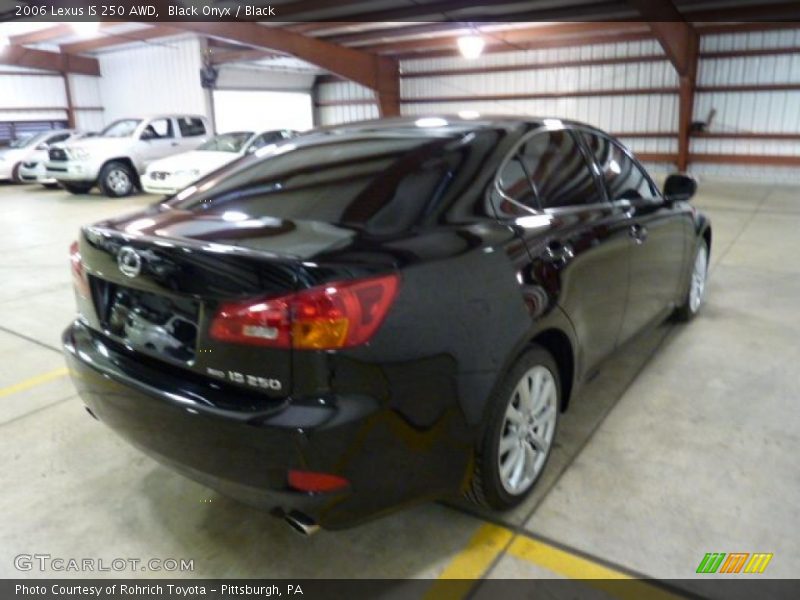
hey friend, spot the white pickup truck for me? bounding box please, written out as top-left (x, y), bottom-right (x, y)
top-left (46, 114), bottom-right (210, 197)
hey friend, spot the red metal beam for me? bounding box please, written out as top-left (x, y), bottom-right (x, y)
top-left (0, 46), bottom-right (100, 76)
top-left (691, 154), bottom-right (800, 167)
top-left (168, 21), bottom-right (396, 93)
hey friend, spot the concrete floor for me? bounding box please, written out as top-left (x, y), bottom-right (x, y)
top-left (0, 180), bottom-right (797, 592)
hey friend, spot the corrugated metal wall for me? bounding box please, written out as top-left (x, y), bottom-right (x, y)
top-left (97, 35), bottom-right (208, 124)
top-left (67, 74), bottom-right (104, 132)
top-left (0, 65), bottom-right (67, 122)
top-left (314, 79), bottom-right (379, 126)
top-left (693, 28), bottom-right (800, 182)
top-left (315, 40), bottom-right (677, 171)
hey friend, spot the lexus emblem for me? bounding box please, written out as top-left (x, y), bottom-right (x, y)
top-left (117, 246), bottom-right (142, 278)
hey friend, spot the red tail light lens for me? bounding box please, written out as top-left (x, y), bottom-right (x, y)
top-left (210, 273), bottom-right (399, 350)
top-left (288, 470), bottom-right (349, 493)
top-left (70, 241), bottom-right (90, 298)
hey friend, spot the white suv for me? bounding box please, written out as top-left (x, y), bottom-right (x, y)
top-left (46, 114), bottom-right (210, 197)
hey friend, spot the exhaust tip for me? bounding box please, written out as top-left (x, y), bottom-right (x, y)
top-left (284, 511), bottom-right (320, 536)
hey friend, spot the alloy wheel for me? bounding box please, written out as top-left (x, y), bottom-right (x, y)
top-left (689, 244), bottom-right (708, 313)
top-left (107, 169), bottom-right (132, 195)
top-left (498, 365), bottom-right (558, 495)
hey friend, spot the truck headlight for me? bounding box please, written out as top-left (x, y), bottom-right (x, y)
top-left (69, 147), bottom-right (90, 160)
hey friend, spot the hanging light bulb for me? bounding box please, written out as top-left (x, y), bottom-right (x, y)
top-left (457, 34), bottom-right (485, 60)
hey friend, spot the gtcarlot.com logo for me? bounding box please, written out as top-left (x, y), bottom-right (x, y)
top-left (696, 552), bottom-right (773, 574)
top-left (14, 553), bottom-right (194, 573)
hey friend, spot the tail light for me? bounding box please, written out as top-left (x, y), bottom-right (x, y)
top-left (288, 470), bottom-right (349, 493)
top-left (70, 241), bottom-right (90, 298)
top-left (210, 273), bottom-right (399, 350)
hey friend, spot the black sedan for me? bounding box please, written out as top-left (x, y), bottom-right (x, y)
top-left (63, 116), bottom-right (711, 531)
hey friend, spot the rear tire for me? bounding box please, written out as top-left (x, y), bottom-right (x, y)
top-left (466, 345), bottom-right (560, 510)
top-left (674, 239), bottom-right (709, 322)
top-left (62, 182), bottom-right (94, 195)
top-left (99, 161), bottom-right (136, 197)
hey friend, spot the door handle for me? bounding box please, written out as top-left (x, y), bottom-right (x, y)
top-left (542, 241), bottom-right (574, 266)
top-left (629, 223), bottom-right (648, 244)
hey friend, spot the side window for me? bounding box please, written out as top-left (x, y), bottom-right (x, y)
top-left (496, 155), bottom-right (537, 209)
top-left (143, 118), bottom-right (174, 139)
top-left (250, 131), bottom-right (283, 150)
top-left (581, 133), bottom-right (658, 203)
top-left (518, 130), bottom-right (604, 209)
top-left (178, 117), bottom-right (206, 137)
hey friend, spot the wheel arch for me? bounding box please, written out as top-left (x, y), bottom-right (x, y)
top-left (100, 157), bottom-right (141, 188)
top-left (529, 328), bottom-right (576, 412)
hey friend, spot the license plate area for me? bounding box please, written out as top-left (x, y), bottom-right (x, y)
top-left (91, 278), bottom-right (199, 365)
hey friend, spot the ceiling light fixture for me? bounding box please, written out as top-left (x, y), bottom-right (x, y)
top-left (457, 34), bottom-right (485, 60)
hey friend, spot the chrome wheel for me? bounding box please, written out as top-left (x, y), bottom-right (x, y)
top-left (498, 365), bottom-right (557, 495)
top-left (106, 168), bottom-right (132, 195)
top-left (689, 244), bottom-right (708, 313)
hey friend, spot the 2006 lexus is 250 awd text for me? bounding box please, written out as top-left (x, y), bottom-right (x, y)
top-left (63, 117), bottom-right (711, 532)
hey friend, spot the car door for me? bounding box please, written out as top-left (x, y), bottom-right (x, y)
top-left (495, 126), bottom-right (632, 373)
top-left (579, 132), bottom-right (689, 344)
top-left (176, 116), bottom-right (209, 151)
top-left (135, 118), bottom-right (180, 169)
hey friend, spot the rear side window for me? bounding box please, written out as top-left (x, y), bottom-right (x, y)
top-left (517, 130), bottom-right (604, 209)
top-left (178, 117), bottom-right (206, 137)
top-left (581, 133), bottom-right (659, 202)
top-left (496, 156), bottom-right (538, 208)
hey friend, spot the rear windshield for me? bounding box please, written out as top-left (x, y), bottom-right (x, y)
top-left (166, 130), bottom-right (495, 233)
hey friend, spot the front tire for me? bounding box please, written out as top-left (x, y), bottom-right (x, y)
top-left (99, 161), bottom-right (136, 197)
top-left (62, 182), bottom-right (94, 195)
top-left (674, 239), bottom-right (709, 322)
top-left (466, 346), bottom-right (560, 510)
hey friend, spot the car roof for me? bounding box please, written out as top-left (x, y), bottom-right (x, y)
top-left (309, 115), bottom-right (607, 138)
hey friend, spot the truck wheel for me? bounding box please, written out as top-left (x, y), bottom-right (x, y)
top-left (99, 161), bottom-right (136, 197)
top-left (62, 182), bottom-right (94, 195)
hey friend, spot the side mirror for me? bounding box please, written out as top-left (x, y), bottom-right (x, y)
top-left (663, 173), bottom-right (697, 203)
top-left (140, 130), bottom-right (156, 141)
top-left (245, 144), bottom-right (257, 155)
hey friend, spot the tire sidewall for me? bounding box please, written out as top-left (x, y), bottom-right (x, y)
top-left (100, 161), bottom-right (135, 197)
top-left (481, 346), bottom-right (561, 509)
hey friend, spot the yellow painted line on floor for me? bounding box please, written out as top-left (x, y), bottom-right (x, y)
top-left (0, 367), bottom-right (68, 399)
top-left (424, 523), bottom-right (513, 600)
top-left (430, 522), bottom-right (683, 600)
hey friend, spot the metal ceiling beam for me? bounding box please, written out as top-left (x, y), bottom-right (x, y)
top-left (60, 25), bottom-right (183, 54)
top-left (626, 0), bottom-right (697, 171)
top-left (167, 22), bottom-right (400, 116)
top-left (0, 45), bottom-right (100, 76)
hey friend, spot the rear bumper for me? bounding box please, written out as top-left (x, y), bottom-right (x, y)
top-left (63, 320), bottom-right (471, 528)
